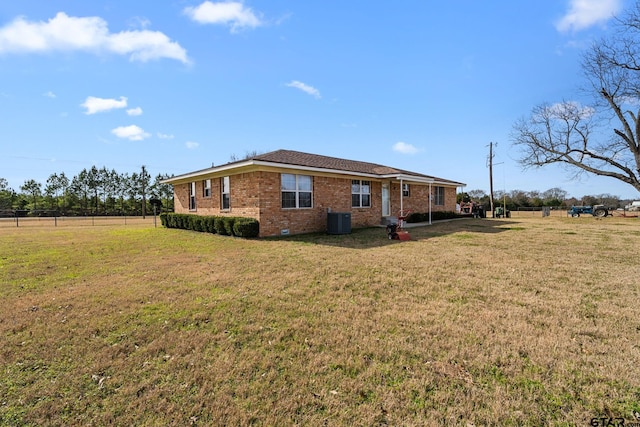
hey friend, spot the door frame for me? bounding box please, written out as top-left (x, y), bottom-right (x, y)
top-left (381, 182), bottom-right (391, 217)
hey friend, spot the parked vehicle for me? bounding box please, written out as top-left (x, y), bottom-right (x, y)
top-left (494, 206), bottom-right (510, 218)
top-left (624, 201), bottom-right (640, 211)
top-left (459, 201), bottom-right (486, 218)
top-left (567, 205), bottom-right (609, 217)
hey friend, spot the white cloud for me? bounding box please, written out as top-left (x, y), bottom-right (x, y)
top-left (547, 101), bottom-right (595, 119)
top-left (392, 141), bottom-right (420, 155)
top-left (0, 12), bottom-right (189, 63)
top-left (81, 96), bottom-right (127, 115)
top-left (184, 1), bottom-right (262, 32)
top-left (126, 107), bottom-right (143, 116)
top-left (43, 91), bottom-right (56, 98)
top-left (286, 80), bottom-right (321, 99)
top-left (111, 125), bottom-right (150, 141)
top-left (157, 132), bottom-right (174, 139)
top-left (185, 141), bottom-right (200, 149)
top-left (556, 0), bottom-right (622, 32)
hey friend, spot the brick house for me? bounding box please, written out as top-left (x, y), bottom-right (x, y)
top-left (163, 149), bottom-right (465, 237)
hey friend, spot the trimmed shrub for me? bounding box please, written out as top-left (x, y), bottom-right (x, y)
top-left (406, 211), bottom-right (459, 223)
top-left (161, 213), bottom-right (258, 238)
top-left (406, 212), bottom-right (427, 223)
top-left (214, 217), bottom-right (228, 235)
top-left (233, 217), bottom-right (260, 238)
top-left (223, 217), bottom-right (236, 236)
top-left (204, 216), bottom-right (217, 234)
top-left (192, 216), bottom-right (205, 232)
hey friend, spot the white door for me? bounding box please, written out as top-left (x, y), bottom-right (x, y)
top-left (382, 183), bottom-right (390, 217)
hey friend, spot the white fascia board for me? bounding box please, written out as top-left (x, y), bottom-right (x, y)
top-left (382, 174), bottom-right (466, 187)
top-left (162, 160), bottom-right (383, 184)
top-left (161, 160), bottom-right (255, 184)
top-left (161, 160), bottom-right (466, 186)
top-left (382, 174), bottom-right (434, 184)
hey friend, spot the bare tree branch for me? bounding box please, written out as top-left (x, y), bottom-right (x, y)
top-left (511, 1), bottom-right (640, 193)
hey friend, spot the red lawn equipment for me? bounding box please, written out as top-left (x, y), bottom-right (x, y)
top-left (386, 210), bottom-right (411, 241)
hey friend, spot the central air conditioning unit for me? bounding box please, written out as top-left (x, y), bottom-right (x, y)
top-left (327, 212), bottom-right (351, 235)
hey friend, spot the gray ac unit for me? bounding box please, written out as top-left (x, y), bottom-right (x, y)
top-left (327, 212), bottom-right (351, 234)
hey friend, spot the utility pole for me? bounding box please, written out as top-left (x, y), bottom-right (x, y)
top-left (488, 142), bottom-right (495, 217)
top-left (141, 165), bottom-right (148, 219)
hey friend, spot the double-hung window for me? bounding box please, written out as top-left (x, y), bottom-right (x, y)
top-left (221, 176), bottom-right (230, 210)
top-left (203, 179), bottom-right (211, 198)
top-left (189, 182), bottom-right (196, 210)
top-left (351, 180), bottom-right (371, 208)
top-left (434, 186), bottom-right (445, 206)
top-left (403, 183), bottom-right (410, 197)
top-left (281, 174), bottom-right (312, 208)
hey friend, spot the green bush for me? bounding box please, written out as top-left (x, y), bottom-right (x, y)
top-left (223, 217), bottom-right (236, 236)
top-left (160, 213), bottom-right (168, 227)
top-left (406, 212), bottom-right (427, 223)
top-left (214, 217), bottom-right (228, 235)
top-left (204, 216), bottom-right (217, 234)
top-left (192, 216), bottom-right (205, 232)
top-left (175, 213), bottom-right (189, 229)
top-left (161, 213), bottom-right (258, 238)
top-left (233, 217), bottom-right (260, 237)
top-left (406, 211), bottom-right (458, 223)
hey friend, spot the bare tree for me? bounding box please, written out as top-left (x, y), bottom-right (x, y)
top-left (511, 2), bottom-right (640, 194)
top-left (229, 150), bottom-right (264, 162)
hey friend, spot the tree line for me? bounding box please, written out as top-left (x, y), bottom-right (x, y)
top-left (0, 166), bottom-right (174, 217)
top-left (460, 187), bottom-right (631, 211)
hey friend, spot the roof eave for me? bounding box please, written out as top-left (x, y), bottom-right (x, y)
top-left (382, 173), bottom-right (466, 187)
top-left (161, 159), bottom-right (466, 187)
top-left (162, 159), bottom-right (387, 184)
top-left (161, 160), bottom-right (255, 184)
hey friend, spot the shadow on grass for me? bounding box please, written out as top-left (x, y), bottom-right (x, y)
top-left (267, 218), bottom-right (519, 249)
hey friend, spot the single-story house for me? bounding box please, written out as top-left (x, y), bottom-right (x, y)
top-left (162, 149), bottom-right (466, 237)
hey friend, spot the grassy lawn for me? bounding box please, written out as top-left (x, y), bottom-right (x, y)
top-left (1, 217), bottom-right (639, 426)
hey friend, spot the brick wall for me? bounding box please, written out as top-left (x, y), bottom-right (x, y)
top-left (172, 171), bottom-right (459, 237)
top-left (254, 173), bottom-right (383, 237)
top-left (388, 183), bottom-right (457, 214)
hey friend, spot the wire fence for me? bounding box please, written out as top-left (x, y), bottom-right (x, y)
top-left (504, 207), bottom-right (639, 218)
top-left (0, 215), bottom-right (160, 228)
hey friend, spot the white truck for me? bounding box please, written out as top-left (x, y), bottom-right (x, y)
top-left (625, 201), bottom-right (640, 211)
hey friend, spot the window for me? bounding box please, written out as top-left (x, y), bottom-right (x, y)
top-left (203, 179), bottom-right (211, 198)
top-left (434, 186), bottom-right (445, 206)
top-left (281, 174), bottom-right (312, 208)
top-left (351, 180), bottom-right (371, 208)
top-left (189, 182), bottom-right (196, 210)
top-left (403, 183), bottom-right (410, 197)
top-left (221, 176), bottom-right (230, 210)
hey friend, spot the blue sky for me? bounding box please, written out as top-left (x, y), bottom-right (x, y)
top-left (1, 0), bottom-right (639, 199)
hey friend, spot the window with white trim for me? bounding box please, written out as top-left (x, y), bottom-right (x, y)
top-left (221, 176), bottom-right (230, 210)
top-left (203, 179), bottom-right (211, 198)
top-left (281, 174), bottom-right (312, 208)
top-left (403, 183), bottom-right (410, 197)
top-left (351, 180), bottom-right (371, 208)
top-left (434, 186), bottom-right (445, 206)
top-left (189, 182), bottom-right (196, 210)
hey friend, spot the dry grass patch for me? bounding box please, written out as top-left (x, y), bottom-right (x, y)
top-left (1, 217), bottom-right (639, 426)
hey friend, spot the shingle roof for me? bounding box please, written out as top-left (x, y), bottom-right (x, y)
top-left (165, 149), bottom-right (464, 186)
top-left (247, 149), bottom-right (461, 184)
top-left (250, 149), bottom-right (401, 175)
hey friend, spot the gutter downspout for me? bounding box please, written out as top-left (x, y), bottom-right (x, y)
top-left (399, 178), bottom-right (404, 218)
top-left (429, 182), bottom-right (432, 225)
